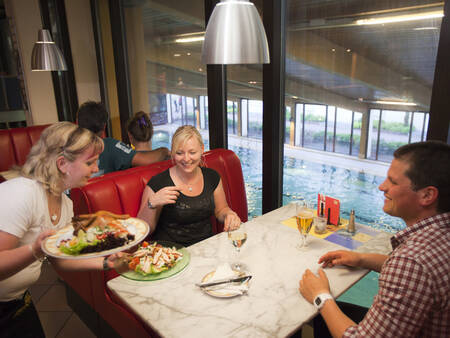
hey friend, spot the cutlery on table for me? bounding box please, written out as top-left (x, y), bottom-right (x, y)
top-left (195, 275), bottom-right (252, 288)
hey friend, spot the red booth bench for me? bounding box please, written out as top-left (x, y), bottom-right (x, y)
top-left (0, 124), bottom-right (51, 172)
top-left (57, 148), bottom-right (248, 337)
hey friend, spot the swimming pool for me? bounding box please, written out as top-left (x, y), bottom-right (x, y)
top-left (153, 129), bottom-right (405, 233)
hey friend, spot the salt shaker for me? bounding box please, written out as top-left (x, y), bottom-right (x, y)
top-left (347, 209), bottom-right (356, 235)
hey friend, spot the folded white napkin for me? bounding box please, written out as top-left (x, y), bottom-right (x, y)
top-left (206, 263), bottom-right (249, 295)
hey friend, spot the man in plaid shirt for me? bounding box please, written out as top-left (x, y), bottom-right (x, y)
top-left (299, 141), bottom-right (450, 337)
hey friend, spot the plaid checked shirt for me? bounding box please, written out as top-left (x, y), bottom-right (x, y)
top-left (344, 212), bottom-right (450, 338)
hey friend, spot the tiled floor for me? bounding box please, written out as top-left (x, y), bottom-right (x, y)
top-left (29, 262), bottom-right (96, 338)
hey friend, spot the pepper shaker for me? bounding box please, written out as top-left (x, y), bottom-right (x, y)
top-left (348, 209), bottom-right (356, 235)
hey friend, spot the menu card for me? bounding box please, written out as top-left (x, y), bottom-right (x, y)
top-left (317, 193), bottom-right (340, 226)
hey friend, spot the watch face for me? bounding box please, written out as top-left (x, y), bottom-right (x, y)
top-left (315, 297), bottom-right (322, 306)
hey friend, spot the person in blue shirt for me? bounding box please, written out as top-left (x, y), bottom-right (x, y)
top-left (77, 101), bottom-right (169, 175)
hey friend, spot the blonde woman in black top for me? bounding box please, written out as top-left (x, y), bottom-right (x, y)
top-left (137, 125), bottom-right (241, 246)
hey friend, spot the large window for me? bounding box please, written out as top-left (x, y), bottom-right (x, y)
top-left (118, 0), bottom-right (209, 148)
top-left (283, 0), bottom-right (442, 227)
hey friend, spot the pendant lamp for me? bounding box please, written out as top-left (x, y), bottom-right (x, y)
top-left (31, 29), bottom-right (67, 71)
top-left (202, 0), bottom-right (270, 64)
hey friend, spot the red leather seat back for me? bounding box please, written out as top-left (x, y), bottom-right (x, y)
top-left (28, 125), bottom-right (50, 144)
top-left (0, 130), bottom-right (16, 171)
top-left (9, 128), bottom-right (34, 165)
top-left (0, 124), bottom-right (51, 171)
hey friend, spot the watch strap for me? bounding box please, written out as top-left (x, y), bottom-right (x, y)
top-left (103, 256), bottom-right (111, 271)
top-left (313, 293), bottom-right (333, 310)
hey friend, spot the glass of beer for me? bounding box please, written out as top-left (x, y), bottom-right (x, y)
top-left (295, 200), bottom-right (314, 249)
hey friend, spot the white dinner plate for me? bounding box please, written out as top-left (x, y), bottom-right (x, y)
top-left (200, 269), bottom-right (250, 298)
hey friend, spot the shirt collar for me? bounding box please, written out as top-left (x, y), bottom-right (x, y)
top-left (390, 212), bottom-right (450, 249)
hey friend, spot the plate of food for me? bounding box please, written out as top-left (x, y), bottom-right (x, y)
top-left (42, 211), bottom-right (149, 259)
top-left (121, 240), bottom-right (190, 281)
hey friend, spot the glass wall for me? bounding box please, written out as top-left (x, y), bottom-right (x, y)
top-left (284, 0), bottom-right (442, 227)
top-left (303, 104), bottom-right (326, 150)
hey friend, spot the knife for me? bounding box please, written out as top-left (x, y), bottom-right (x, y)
top-left (196, 275), bottom-right (252, 288)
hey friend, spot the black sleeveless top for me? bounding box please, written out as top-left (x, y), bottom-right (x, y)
top-left (147, 167), bottom-right (220, 246)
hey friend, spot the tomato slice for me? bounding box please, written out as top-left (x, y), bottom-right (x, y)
top-left (128, 257), bottom-right (140, 270)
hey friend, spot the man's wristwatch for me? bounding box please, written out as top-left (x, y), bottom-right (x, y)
top-left (147, 200), bottom-right (156, 209)
top-left (313, 293), bottom-right (333, 310)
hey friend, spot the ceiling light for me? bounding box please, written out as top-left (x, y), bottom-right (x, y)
top-left (174, 54), bottom-right (181, 57)
top-left (346, 48), bottom-right (351, 52)
top-left (202, 0), bottom-right (270, 64)
top-left (175, 36), bottom-right (205, 43)
top-left (374, 100), bottom-right (417, 106)
top-left (413, 26), bottom-right (439, 30)
top-left (31, 29), bottom-right (67, 71)
top-left (356, 10), bottom-right (443, 26)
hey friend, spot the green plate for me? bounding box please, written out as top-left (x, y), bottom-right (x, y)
top-left (120, 241), bottom-right (190, 281)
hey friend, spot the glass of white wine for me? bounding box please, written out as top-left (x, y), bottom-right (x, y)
top-left (295, 200), bottom-right (314, 249)
top-left (228, 230), bottom-right (248, 271)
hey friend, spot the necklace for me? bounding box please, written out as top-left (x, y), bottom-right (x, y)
top-left (46, 191), bottom-right (61, 223)
top-left (176, 167), bottom-right (200, 192)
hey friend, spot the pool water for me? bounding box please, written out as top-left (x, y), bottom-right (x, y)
top-left (153, 130), bottom-right (405, 233)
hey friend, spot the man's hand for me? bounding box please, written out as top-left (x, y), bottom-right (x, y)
top-left (318, 250), bottom-right (361, 268)
top-left (299, 268), bottom-right (330, 303)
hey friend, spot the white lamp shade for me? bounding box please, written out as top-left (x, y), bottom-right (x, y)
top-left (31, 29), bottom-right (67, 71)
top-left (202, 0), bottom-right (270, 65)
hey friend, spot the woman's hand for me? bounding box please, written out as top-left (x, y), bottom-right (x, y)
top-left (223, 211), bottom-right (241, 231)
top-left (149, 186), bottom-right (180, 208)
top-left (31, 229), bottom-right (55, 259)
top-left (107, 252), bottom-right (131, 274)
top-left (299, 268), bottom-right (331, 303)
top-left (318, 250), bottom-right (361, 268)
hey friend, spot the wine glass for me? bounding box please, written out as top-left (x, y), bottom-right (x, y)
top-left (228, 230), bottom-right (248, 271)
top-left (295, 200), bottom-right (314, 249)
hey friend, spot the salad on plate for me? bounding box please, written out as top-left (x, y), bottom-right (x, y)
top-left (128, 241), bottom-right (184, 275)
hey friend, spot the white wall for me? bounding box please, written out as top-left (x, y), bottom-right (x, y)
top-left (65, 0), bottom-right (101, 104)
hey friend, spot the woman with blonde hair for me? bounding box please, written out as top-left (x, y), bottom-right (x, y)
top-left (0, 122), bottom-right (126, 337)
top-left (137, 125), bottom-right (241, 246)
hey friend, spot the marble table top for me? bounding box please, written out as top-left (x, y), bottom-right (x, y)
top-left (108, 203), bottom-right (392, 337)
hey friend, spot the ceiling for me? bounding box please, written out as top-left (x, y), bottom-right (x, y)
top-left (124, 0), bottom-right (444, 112)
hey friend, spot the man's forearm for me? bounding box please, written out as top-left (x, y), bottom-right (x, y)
top-left (358, 253), bottom-right (388, 272)
top-left (320, 300), bottom-right (356, 338)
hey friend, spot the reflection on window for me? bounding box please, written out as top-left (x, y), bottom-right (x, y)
top-left (351, 112), bottom-right (363, 157)
top-left (303, 104), bottom-right (326, 150)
